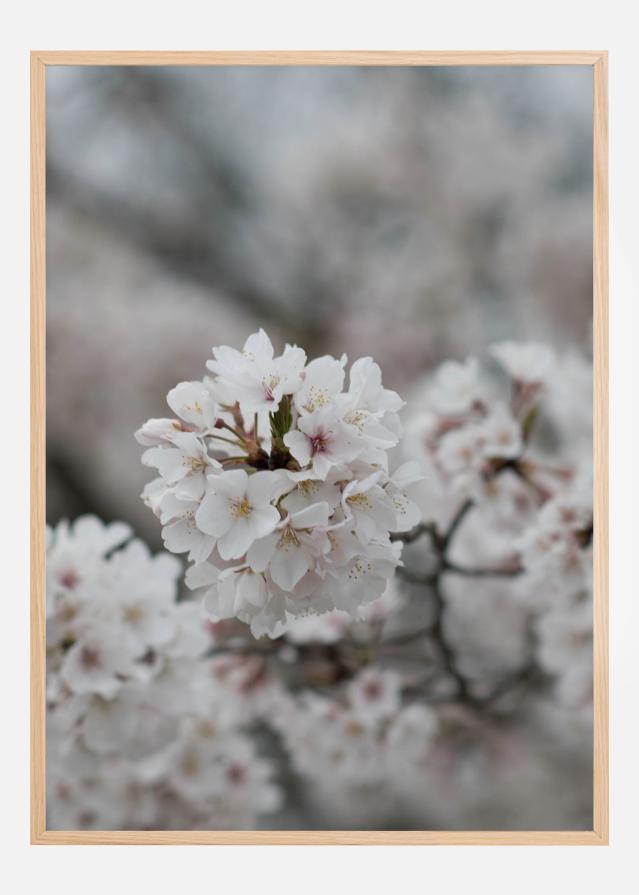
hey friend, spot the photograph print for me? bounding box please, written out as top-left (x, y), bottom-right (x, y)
top-left (42, 61), bottom-right (598, 835)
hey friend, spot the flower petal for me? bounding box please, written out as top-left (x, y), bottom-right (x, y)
top-left (210, 468), bottom-right (249, 498)
top-left (195, 493), bottom-right (232, 537)
top-left (270, 547), bottom-right (310, 591)
top-left (247, 506), bottom-right (281, 540)
top-left (217, 520), bottom-right (255, 560)
top-left (290, 501), bottom-right (330, 530)
top-left (246, 470), bottom-right (279, 507)
top-left (283, 430), bottom-right (311, 466)
top-left (246, 533), bottom-right (278, 572)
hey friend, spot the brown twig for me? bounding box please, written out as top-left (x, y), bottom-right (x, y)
top-left (442, 560), bottom-right (523, 578)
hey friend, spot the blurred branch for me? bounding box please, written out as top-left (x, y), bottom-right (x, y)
top-left (441, 498), bottom-right (474, 551)
top-left (392, 521), bottom-right (439, 546)
top-left (442, 560), bottom-right (523, 578)
top-left (429, 576), bottom-right (472, 703)
top-left (392, 487), bottom-right (531, 709)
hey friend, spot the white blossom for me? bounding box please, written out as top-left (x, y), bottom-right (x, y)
top-left (284, 406), bottom-right (361, 478)
top-left (206, 328), bottom-right (306, 414)
top-left (402, 341), bottom-right (593, 712)
top-left (273, 669), bottom-right (438, 793)
top-left (429, 356), bottom-right (482, 416)
top-left (196, 469), bottom-right (281, 560)
top-left (247, 502), bottom-right (330, 591)
top-left (61, 624), bottom-right (137, 698)
top-left (46, 516), bottom-right (282, 832)
top-left (490, 340), bottom-right (554, 386)
top-left (139, 330), bottom-right (418, 636)
top-left (142, 431), bottom-right (220, 500)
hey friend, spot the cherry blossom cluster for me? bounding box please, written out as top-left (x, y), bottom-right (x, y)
top-left (403, 341), bottom-right (593, 709)
top-left (137, 330), bottom-right (422, 637)
top-left (285, 578), bottom-right (403, 646)
top-left (521, 482), bottom-right (593, 709)
top-left (46, 516), bottom-right (281, 831)
top-left (271, 668), bottom-right (439, 822)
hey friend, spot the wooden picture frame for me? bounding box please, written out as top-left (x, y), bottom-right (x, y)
top-left (31, 50), bottom-right (608, 845)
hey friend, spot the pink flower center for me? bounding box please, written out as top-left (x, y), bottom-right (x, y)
top-left (310, 432), bottom-right (329, 455)
top-left (262, 375), bottom-right (280, 402)
top-left (362, 679), bottom-right (383, 701)
top-left (80, 646), bottom-right (101, 670)
top-left (226, 763), bottom-right (247, 785)
top-left (60, 569), bottom-right (80, 589)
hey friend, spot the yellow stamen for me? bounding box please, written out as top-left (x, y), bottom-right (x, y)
top-left (348, 493), bottom-right (373, 510)
top-left (229, 497), bottom-right (252, 519)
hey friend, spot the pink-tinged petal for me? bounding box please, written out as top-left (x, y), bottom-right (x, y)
top-left (246, 470), bottom-right (279, 507)
top-left (247, 506), bottom-right (280, 540)
top-left (236, 380), bottom-right (281, 415)
top-left (270, 547), bottom-right (310, 591)
top-left (290, 501), bottom-right (330, 530)
top-left (283, 430), bottom-right (312, 466)
top-left (246, 533), bottom-right (278, 572)
top-left (195, 493), bottom-right (233, 537)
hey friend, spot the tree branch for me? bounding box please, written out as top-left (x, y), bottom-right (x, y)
top-left (442, 560), bottom-right (523, 579)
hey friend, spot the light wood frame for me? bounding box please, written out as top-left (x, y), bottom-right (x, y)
top-left (30, 50), bottom-right (609, 846)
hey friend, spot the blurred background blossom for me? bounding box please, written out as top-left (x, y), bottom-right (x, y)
top-left (46, 65), bottom-right (593, 831)
top-left (46, 65), bottom-right (592, 540)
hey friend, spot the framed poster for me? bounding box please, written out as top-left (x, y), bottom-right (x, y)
top-left (31, 51), bottom-right (608, 844)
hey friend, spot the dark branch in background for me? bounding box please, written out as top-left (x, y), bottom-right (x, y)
top-left (203, 457), bottom-right (550, 710)
top-left (442, 560), bottom-right (522, 578)
top-left (387, 462), bottom-right (537, 708)
top-left (440, 498), bottom-right (474, 551)
top-left (394, 521), bottom-right (439, 545)
top-left (205, 488), bottom-right (532, 712)
top-left (428, 575), bottom-right (472, 703)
